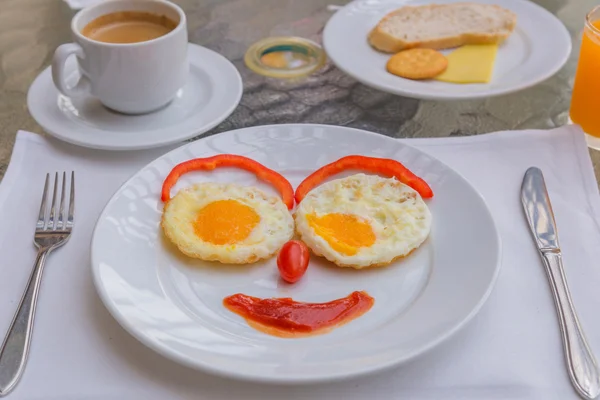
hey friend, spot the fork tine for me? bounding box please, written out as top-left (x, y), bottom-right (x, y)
top-left (36, 174), bottom-right (49, 231)
top-left (57, 172), bottom-right (66, 230)
top-left (47, 172), bottom-right (58, 230)
top-left (66, 171), bottom-right (75, 230)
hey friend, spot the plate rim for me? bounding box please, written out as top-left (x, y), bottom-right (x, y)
top-left (90, 123), bottom-right (502, 383)
top-left (26, 43), bottom-right (243, 151)
top-left (323, 0), bottom-right (572, 100)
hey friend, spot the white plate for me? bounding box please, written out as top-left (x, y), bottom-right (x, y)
top-left (27, 44), bottom-right (242, 150)
top-left (323, 0), bottom-right (571, 100)
top-left (91, 124), bottom-right (501, 383)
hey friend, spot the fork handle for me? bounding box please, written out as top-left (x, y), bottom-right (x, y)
top-left (542, 251), bottom-right (600, 399)
top-left (0, 249), bottom-right (49, 396)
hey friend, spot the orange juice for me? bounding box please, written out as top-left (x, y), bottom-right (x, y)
top-left (570, 15), bottom-right (600, 139)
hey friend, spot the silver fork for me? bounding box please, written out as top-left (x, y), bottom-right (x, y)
top-left (0, 172), bottom-right (74, 396)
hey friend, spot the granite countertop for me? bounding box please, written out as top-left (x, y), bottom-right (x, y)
top-left (1, 0), bottom-right (598, 180)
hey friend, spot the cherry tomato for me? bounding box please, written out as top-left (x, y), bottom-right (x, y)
top-left (277, 240), bottom-right (310, 283)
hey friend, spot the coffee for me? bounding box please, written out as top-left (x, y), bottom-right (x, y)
top-left (82, 11), bottom-right (177, 44)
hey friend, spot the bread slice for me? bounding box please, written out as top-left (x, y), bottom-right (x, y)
top-left (368, 3), bottom-right (517, 53)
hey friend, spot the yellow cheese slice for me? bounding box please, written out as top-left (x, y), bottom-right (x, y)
top-left (434, 44), bottom-right (498, 84)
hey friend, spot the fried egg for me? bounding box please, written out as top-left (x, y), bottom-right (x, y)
top-left (162, 182), bottom-right (294, 264)
top-left (294, 173), bottom-right (432, 269)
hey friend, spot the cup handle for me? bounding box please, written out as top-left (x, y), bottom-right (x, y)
top-left (51, 43), bottom-right (91, 98)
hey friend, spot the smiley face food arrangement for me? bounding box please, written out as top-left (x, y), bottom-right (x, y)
top-left (160, 154), bottom-right (433, 338)
top-left (369, 2), bottom-right (517, 83)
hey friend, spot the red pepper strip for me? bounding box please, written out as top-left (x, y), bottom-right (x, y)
top-left (161, 155), bottom-right (295, 210)
top-left (295, 155), bottom-right (433, 203)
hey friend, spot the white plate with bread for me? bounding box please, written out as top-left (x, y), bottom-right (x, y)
top-left (323, 0), bottom-right (571, 100)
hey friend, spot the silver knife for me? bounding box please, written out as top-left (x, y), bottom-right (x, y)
top-left (521, 167), bottom-right (600, 399)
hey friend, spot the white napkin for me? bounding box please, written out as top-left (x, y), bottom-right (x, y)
top-left (0, 126), bottom-right (599, 400)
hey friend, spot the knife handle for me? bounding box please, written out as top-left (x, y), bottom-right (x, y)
top-left (541, 250), bottom-right (600, 399)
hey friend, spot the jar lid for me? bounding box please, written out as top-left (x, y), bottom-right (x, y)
top-left (244, 36), bottom-right (326, 79)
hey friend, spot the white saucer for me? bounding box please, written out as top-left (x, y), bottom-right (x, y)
top-left (323, 0), bottom-right (572, 100)
top-left (27, 44), bottom-right (243, 151)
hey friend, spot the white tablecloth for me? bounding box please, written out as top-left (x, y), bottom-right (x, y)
top-left (0, 126), bottom-right (599, 400)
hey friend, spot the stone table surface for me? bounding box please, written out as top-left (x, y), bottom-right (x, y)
top-left (0, 0), bottom-right (598, 180)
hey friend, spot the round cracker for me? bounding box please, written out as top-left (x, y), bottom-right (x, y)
top-left (386, 49), bottom-right (448, 80)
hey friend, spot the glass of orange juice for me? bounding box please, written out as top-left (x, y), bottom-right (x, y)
top-left (570, 6), bottom-right (600, 149)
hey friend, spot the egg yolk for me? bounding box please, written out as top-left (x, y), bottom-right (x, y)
top-left (194, 200), bottom-right (260, 245)
top-left (306, 213), bottom-right (375, 256)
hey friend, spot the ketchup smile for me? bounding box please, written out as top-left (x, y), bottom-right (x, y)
top-left (223, 291), bottom-right (374, 338)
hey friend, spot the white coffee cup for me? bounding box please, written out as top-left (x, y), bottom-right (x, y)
top-left (52, 0), bottom-right (188, 114)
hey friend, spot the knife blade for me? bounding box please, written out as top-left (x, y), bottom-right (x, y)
top-left (521, 167), bottom-right (600, 399)
top-left (521, 167), bottom-right (559, 250)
